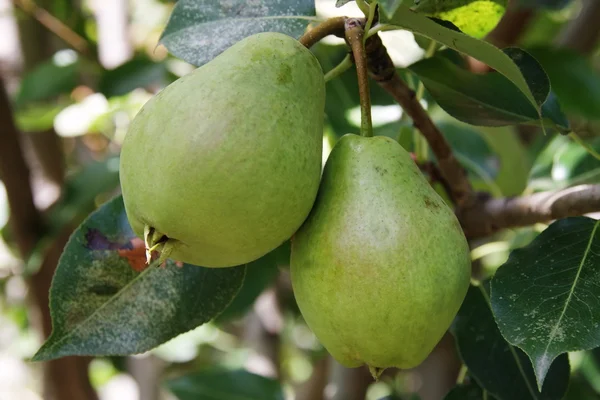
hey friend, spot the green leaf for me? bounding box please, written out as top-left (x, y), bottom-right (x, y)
top-left (382, 5), bottom-right (544, 112)
top-left (379, 0), bottom-right (410, 18)
top-left (454, 283), bottom-right (570, 400)
top-left (409, 51), bottom-right (567, 131)
top-left (16, 56), bottom-right (79, 106)
top-left (166, 369), bottom-right (285, 400)
top-left (215, 246), bottom-right (283, 322)
top-left (32, 196), bottom-right (246, 361)
top-left (491, 217), bottom-right (600, 389)
top-left (99, 57), bottom-right (169, 97)
top-left (160, 0), bottom-right (316, 67)
top-left (444, 381), bottom-right (498, 400)
top-left (527, 47), bottom-right (600, 120)
top-left (14, 102), bottom-right (67, 132)
top-left (528, 135), bottom-right (600, 191)
top-left (414, 0), bottom-right (507, 38)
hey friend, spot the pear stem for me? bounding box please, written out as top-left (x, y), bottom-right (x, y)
top-left (345, 19), bottom-right (373, 138)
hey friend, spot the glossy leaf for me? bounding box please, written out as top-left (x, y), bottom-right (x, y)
top-left (166, 369), bottom-right (285, 400)
top-left (414, 0), bottom-right (507, 38)
top-left (491, 217), bottom-right (600, 388)
top-left (160, 0), bottom-right (316, 67)
top-left (409, 52), bottom-right (568, 131)
top-left (529, 135), bottom-right (600, 191)
top-left (454, 283), bottom-right (570, 399)
top-left (382, 6), bottom-right (545, 112)
top-left (33, 196), bottom-right (246, 361)
top-left (527, 47), bottom-right (600, 120)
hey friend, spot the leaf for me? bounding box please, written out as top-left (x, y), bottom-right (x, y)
top-left (379, 0), bottom-right (409, 18)
top-left (528, 135), bottom-right (600, 191)
top-left (336, 0), bottom-right (354, 6)
top-left (166, 369), bottom-right (285, 400)
top-left (32, 196), bottom-right (246, 361)
top-left (160, 0), bottom-right (316, 67)
top-left (15, 56), bottom-right (79, 106)
top-left (414, 0), bottom-right (507, 38)
top-left (99, 57), bottom-right (169, 97)
top-left (455, 283), bottom-right (570, 399)
top-left (408, 51), bottom-right (567, 131)
top-left (444, 380), bottom-right (498, 400)
top-left (491, 217), bottom-right (600, 389)
top-left (382, 5), bottom-right (545, 112)
top-left (14, 102), bottom-right (67, 132)
top-left (215, 246), bottom-right (282, 322)
top-left (527, 47), bottom-right (600, 120)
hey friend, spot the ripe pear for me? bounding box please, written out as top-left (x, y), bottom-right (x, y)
top-left (120, 32), bottom-right (325, 267)
top-left (290, 134), bottom-right (471, 374)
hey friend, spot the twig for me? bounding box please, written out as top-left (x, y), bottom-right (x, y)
top-left (364, 33), bottom-right (474, 208)
top-left (299, 17), bottom-right (347, 48)
top-left (459, 184), bottom-right (600, 238)
top-left (12, 0), bottom-right (91, 56)
top-left (345, 19), bottom-right (373, 138)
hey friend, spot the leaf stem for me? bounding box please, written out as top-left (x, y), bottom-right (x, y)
top-left (456, 364), bottom-right (468, 384)
top-left (363, 1), bottom-right (378, 42)
top-left (324, 54), bottom-right (353, 83)
top-left (345, 19), bottom-right (373, 138)
top-left (569, 131), bottom-right (600, 161)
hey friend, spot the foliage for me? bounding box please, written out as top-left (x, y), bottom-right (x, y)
top-left (1, 0), bottom-right (599, 399)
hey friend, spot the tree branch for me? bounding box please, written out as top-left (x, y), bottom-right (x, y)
top-left (556, 0), bottom-right (600, 54)
top-left (364, 33), bottom-right (474, 208)
top-left (299, 17), bottom-right (346, 48)
top-left (459, 184), bottom-right (600, 238)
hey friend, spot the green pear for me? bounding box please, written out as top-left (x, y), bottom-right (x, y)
top-left (290, 134), bottom-right (471, 374)
top-left (119, 32), bottom-right (325, 267)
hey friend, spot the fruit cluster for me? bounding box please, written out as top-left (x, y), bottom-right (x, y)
top-left (119, 32), bottom-right (471, 374)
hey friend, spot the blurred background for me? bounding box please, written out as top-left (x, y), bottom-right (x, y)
top-left (1, 0), bottom-right (600, 399)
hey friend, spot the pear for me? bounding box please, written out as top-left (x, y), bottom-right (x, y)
top-left (120, 32), bottom-right (325, 267)
top-left (290, 134), bottom-right (471, 374)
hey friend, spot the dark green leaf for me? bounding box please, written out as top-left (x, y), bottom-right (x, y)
top-left (216, 248), bottom-right (281, 322)
top-left (409, 52), bottom-right (567, 131)
top-left (336, 0), bottom-right (354, 6)
top-left (32, 196), bottom-right (245, 361)
top-left (454, 283), bottom-right (570, 399)
top-left (529, 135), bottom-right (600, 191)
top-left (444, 380), bottom-right (497, 400)
top-left (166, 369), bottom-right (284, 400)
top-left (491, 217), bottom-right (600, 389)
top-left (527, 47), bottom-right (600, 120)
top-left (382, 5), bottom-right (542, 111)
top-left (160, 0), bottom-right (316, 67)
top-left (414, 0), bottom-right (507, 38)
top-left (99, 57), bottom-right (169, 97)
top-left (16, 57), bottom-right (79, 106)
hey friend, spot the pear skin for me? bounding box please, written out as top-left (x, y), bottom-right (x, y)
top-left (120, 32), bottom-right (325, 267)
top-left (290, 134), bottom-right (471, 371)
